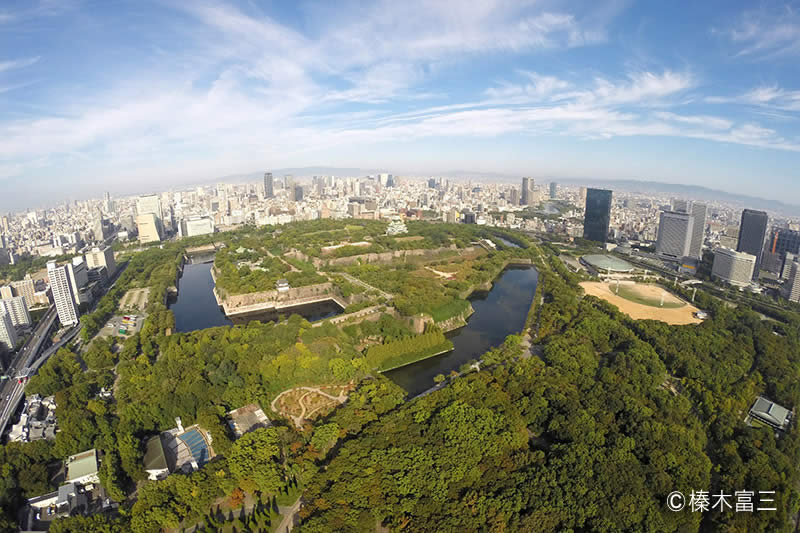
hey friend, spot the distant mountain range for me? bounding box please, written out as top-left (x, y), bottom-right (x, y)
top-left (205, 167), bottom-right (799, 216)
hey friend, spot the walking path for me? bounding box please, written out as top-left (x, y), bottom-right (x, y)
top-left (335, 272), bottom-right (393, 300)
top-left (270, 387), bottom-right (348, 428)
top-left (276, 497), bottom-right (302, 532)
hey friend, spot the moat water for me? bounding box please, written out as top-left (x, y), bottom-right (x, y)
top-left (171, 254), bottom-right (538, 397)
top-left (385, 266), bottom-right (539, 396)
top-left (170, 259), bottom-right (343, 333)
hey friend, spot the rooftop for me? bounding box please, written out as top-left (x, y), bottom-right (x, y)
top-left (66, 449), bottom-right (99, 482)
top-left (581, 254), bottom-right (636, 273)
top-left (227, 403), bottom-right (271, 439)
top-left (143, 435), bottom-right (168, 472)
top-left (749, 396), bottom-right (792, 431)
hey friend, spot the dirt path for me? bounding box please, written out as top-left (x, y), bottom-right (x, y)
top-left (425, 266), bottom-right (455, 279)
top-left (271, 387), bottom-right (348, 429)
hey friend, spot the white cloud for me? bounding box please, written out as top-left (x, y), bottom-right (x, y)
top-left (2, 0), bottom-right (800, 195)
top-left (720, 6), bottom-right (800, 58)
top-left (0, 57), bottom-right (39, 74)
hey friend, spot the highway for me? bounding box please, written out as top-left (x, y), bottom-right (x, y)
top-left (0, 306), bottom-right (61, 439)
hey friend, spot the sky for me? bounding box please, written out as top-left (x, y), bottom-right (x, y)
top-left (2, 0), bottom-right (800, 210)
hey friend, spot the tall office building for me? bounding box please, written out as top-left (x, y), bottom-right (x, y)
top-left (284, 175), bottom-right (294, 191)
top-left (137, 194), bottom-right (163, 221)
top-left (656, 211), bottom-right (694, 261)
top-left (136, 213), bottom-right (162, 243)
top-left (292, 184), bottom-right (304, 203)
top-left (0, 307), bottom-right (17, 351)
top-left (582, 188), bottom-right (612, 242)
top-left (712, 248), bottom-right (756, 287)
top-left (671, 198), bottom-right (690, 213)
top-left (509, 188), bottom-right (520, 206)
top-left (0, 296), bottom-right (31, 328)
top-left (263, 172), bottom-right (274, 198)
top-left (47, 261), bottom-right (80, 327)
top-left (786, 260), bottom-right (800, 303)
top-left (549, 182), bottom-right (557, 200)
top-left (689, 203), bottom-right (707, 259)
top-left (736, 209), bottom-right (768, 278)
top-left (67, 258), bottom-right (89, 306)
top-left (520, 177), bottom-right (534, 206)
top-left (85, 246), bottom-right (117, 276)
top-left (103, 191), bottom-right (114, 215)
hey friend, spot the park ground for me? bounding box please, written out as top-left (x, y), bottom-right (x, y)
top-left (580, 281), bottom-right (703, 325)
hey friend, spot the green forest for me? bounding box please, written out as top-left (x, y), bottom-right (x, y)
top-left (0, 221), bottom-right (797, 532)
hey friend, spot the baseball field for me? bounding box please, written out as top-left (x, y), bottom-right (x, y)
top-left (580, 281), bottom-right (703, 325)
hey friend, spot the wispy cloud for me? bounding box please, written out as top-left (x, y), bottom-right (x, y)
top-left (706, 84), bottom-right (800, 112)
top-left (0, 57), bottom-right (39, 74)
top-left (718, 5), bottom-right (800, 59)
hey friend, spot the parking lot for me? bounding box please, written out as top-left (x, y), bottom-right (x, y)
top-left (95, 314), bottom-right (145, 340)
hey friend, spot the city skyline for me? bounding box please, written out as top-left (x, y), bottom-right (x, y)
top-left (3, 1), bottom-right (800, 209)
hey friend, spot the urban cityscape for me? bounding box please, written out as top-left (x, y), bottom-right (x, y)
top-left (2, 1), bottom-right (800, 532)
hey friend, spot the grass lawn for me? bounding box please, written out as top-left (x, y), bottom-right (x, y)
top-left (615, 285), bottom-right (685, 309)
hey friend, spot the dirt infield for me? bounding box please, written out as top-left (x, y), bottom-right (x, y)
top-left (580, 281), bottom-right (703, 325)
top-left (119, 287), bottom-right (150, 311)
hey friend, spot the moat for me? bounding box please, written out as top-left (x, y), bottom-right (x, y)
top-left (170, 254), bottom-right (538, 397)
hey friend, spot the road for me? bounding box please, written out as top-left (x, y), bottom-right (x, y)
top-left (0, 306), bottom-right (58, 437)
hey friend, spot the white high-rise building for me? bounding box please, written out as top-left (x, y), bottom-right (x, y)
top-left (136, 213), bottom-right (162, 243)
top-left (786, 260), bottom-right (800, 303)
top-left (180, 216), bottom-right (215, 237)
top-left (0, 307), bottom-right (17, 351)
top-left (711, 248), bottom-right (756, 287)
top-left (0, 296), bottom-right (31, 328)
top-left (137, 194), bottom-right (163, 221)
top-left (47, 261), bottom-right (80, 327)
top-left (656, 211), bottom-right (694, 261)
top-left (689, 203), bottom-right (707, 259)
top-left (67, 257), bottom-right (89, 306)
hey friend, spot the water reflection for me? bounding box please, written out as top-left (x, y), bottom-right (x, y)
top-left (385, 267), bottom-right (538, 396)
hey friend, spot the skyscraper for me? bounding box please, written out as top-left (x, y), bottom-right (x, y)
top-left (656, 211), bottom-right (693, 261)
top-left (47, 261), bottom-right (80, 327)
top-left (509, 188), bottom-right (519, 206)
top-left (521, 177), bottom-right (533, 205)
top-left (689, 202), bottom-right (707, 259)
top-left (136, 194), bottom-right (163, 221)
top-left (136, 213), bottom-right (162, 244)
top-left (736, 209), bottom-right (768, 278)
top-left (264, 172), bottom-right (274, 198)
top-left (582, 188), bottom-right (612, 242)
top-left (137, 194), bottom-right (164, 240)
top-left (292, 184), bottom-right (304, 203)
top-left (0, 307), bottom-right (17, 351)
top-left (549, 182), bottom-right (557, 200)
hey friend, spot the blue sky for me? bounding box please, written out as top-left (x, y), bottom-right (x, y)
top-left (2, 0), bottom-right (800, 210)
